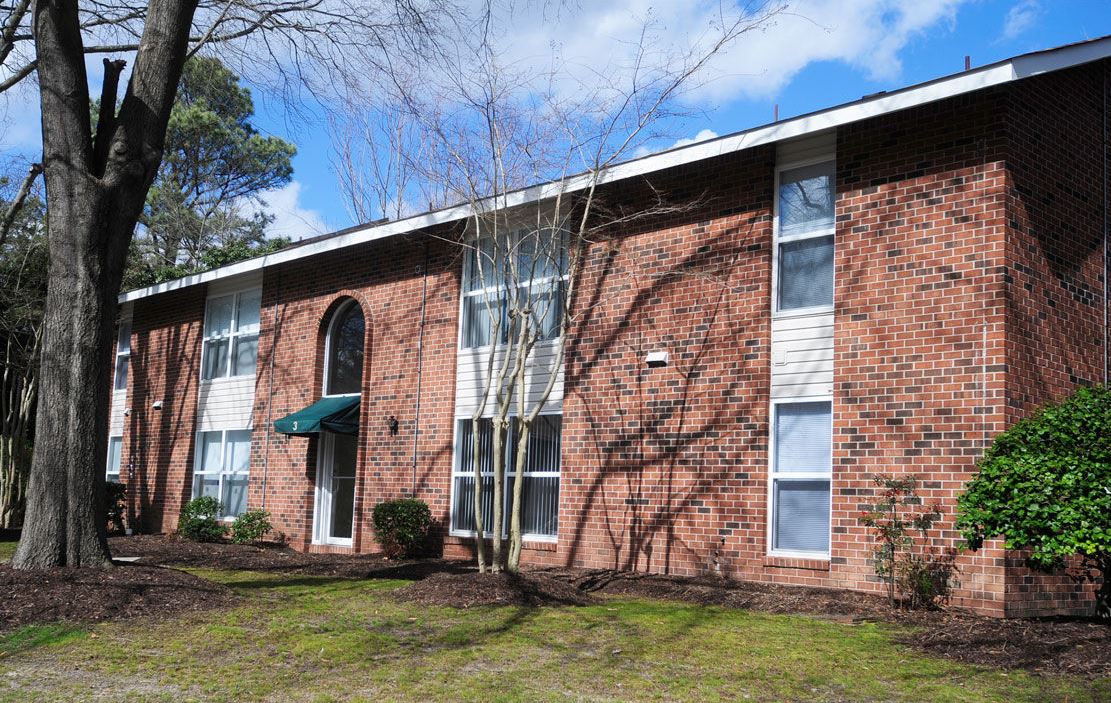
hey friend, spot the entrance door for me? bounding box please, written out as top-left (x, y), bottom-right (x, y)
top-left (314, 432), bottom-right (358, 545)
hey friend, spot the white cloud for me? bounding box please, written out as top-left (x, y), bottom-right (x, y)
top-left (635, 128), bottom-right (720, 158)
top-left (1001, 0), bottom-right (1041, 41)
top-left (668, 128), bottom-right (719, 149)
top-left (254, 181), bottom-right (330, 240)
top-left (485, 0), bottom-right (969, 105)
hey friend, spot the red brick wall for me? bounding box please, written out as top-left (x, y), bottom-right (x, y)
top-left (247, 232), bottom-right (462, 551)
top-left (833, 88), bottom-right (1012, 614)
top-left (122, 285), bottom-right (206, 532)
top-left (1000, 62), bottom-right (1109, 617)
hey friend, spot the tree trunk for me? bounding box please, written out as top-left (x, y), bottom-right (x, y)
top-left (470, 416), bottom-right (486, 573)
top-left (13, 0), bottom-right (198, 569)
top-left (0, 328), bottom-right (39, 529)
top-left (1096, 559), bottom-right (1111, 621)
top-left (489, 415), bottom-right (507, 572)
top-left (506, 419), bottom-right (529, 572)
top-left (14, 219), bottom-right (116, 567)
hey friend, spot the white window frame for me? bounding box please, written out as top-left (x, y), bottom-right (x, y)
top-left (322, 298), bottom-right (364, 399)
top-left (771, 156), bottom-right (836, 319)
top-left (458, 227), bottom-right (568, 352)
top-left (200, 286), bottom-right (261, 382)
top-left (113, 318), bottom-right (131, 392)
top-left (448, 412), bottom-right (562, 543)
top-left (106, 435), bottom-right (123, 482)
top-left (766, 396), bottom-right (833, 559)
top-left (192, 428), bottom-right (252, 520)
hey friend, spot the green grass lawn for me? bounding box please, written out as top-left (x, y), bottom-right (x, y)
top-left (0, 538), bottom-right (15, 563)
top-left (1, 568), bottom-right (1107, 703)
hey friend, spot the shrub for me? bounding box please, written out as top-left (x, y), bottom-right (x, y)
top-left (104, 481), bottom-right (127, 535)
top-left (230, 509), bottom-right (273, 544)
top-left (372, 497), bottom-right (432, 558)
top-left (178, 496), bottom-right (225, 542)
top-left (956, 384), bottom-right (1111, 620)
top-left (858, 475), bottom-right (948, 609)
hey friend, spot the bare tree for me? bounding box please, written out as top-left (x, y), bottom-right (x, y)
top-left (7, 0), bottom-right (461, 569)
top-left (353, 2), bottom-right (784, 572)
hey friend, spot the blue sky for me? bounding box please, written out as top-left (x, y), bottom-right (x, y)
top-left (3, 0), bottom-right (1111, 239)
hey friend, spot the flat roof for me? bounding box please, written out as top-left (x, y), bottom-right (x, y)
top-left (120, 34), bottom-right (1111, 304)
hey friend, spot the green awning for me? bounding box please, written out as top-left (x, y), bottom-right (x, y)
top-left (274, 396), bottom-right (360, 436)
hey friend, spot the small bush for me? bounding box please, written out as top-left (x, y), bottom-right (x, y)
top-left (897, 548), bottom-right (956, 610)
top-left (104, 482), bottom-right (126, 535)
top-left (372, 497), bottom-right (432, 558)
top-left (858, 475), bottom-right (950, 609)
top-left (179, 496), bottom-right (225, 542)
top-left (231, 510), bottom-right (273, 544)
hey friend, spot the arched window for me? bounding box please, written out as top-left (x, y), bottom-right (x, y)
top-left (324, 300), bottom-right (364, 396)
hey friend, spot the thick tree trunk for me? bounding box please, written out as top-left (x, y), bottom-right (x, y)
top-left (13, 0), bottom-right (198, 569)
top-left (14, 218), bottom-right (116, 566)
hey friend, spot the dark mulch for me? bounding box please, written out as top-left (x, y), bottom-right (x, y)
top-left (543, 567), bottom-right (896, 618)
top-left (0, 563), bottom-right (236, 633)
top-left (395, 571), bottom-right (592, 608)
top-left (539, 567), bottom-right (1111, 678)
top-left (6, 536), bottom-right (1109, 677)
top-left (107, 534), bottom-right (469, 580)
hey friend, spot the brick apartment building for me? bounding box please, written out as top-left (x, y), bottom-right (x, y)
top-left (106, 38), bottom-right (1111, 617)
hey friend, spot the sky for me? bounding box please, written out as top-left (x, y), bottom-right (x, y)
top-left (3, 0), bottom-right (1111, 240)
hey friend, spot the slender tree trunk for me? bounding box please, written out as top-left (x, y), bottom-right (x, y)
top-left (0, 327), bottom-right (40, 528)
top-left (489, 414), bottom-right (507, 572)
top-left (470, 416), bottom-right (486, 573)
top-left (507, 419), bottom-right (529, 572)
top-left (1096, 559), bottom-right (1111, 621)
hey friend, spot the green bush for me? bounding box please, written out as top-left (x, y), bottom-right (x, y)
top-left (858, 475), bottom-right (948, 609)
top-left (231, 509), bottom-right (273, 544)
top-left (372, 497), bottom-right (432, 558)
top-left (104, 481), bottom-right (127, 535)
top-left (178, 496), bottom-right (225, 542)
top-left (956, 384), bottom-right (1111, 619)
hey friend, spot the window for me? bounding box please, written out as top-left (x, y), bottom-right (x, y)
top-left (460, 228), bottom-right (566, 349)
top-left (325, 300), bottom-right (365, 396)
top-left (193, 429), bottom-right (251, 518)
top-left (775, 161), bottom-right (835, 313)
top-left (106, 436), bottom-right (122, 482)
top-left (202, 289), bottom-right (261, 380)
top-left (450, 414), bottom-right (561, 539)
top-left (113, 319), bottom-right (131, 391)
top-left (770, 400), bottom-right (832, 555)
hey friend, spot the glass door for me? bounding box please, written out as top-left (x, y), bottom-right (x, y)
top-left (314, 432), bottom-right (358, 545)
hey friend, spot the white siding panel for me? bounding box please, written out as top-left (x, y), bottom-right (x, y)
top-left (777, 130), bottom-right (836, 166)
top-left (109, 392), bottom-right (127, 436)
top-left (771, 313), bottom-right (834, 398)
top-left (197, 376), bottom-right (257, 430)
top-left (455, 341), bottom-right (564, 417)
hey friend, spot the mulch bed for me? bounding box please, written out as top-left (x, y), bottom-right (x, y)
top-left (3, 535), bottom-right (1108, 677)
top-left (107, 534), bottom-right (469, 580)
top-left (537, 568), bottom-right (1111, 678)
top-left (395, 571), bottom-right (592, 608)
top-left (0, 563), bottom-right (236, 633)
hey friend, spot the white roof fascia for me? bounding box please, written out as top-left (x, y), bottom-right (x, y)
top-left (120, 35), bottom-right (1111, 305)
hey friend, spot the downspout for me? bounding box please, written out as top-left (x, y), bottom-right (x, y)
top-left (411, 244), bottom-right (430, 495)
top-left (1103, 67), bottom-right (1109, 385)
top-left (260, 268), bottom-right (282, 510)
